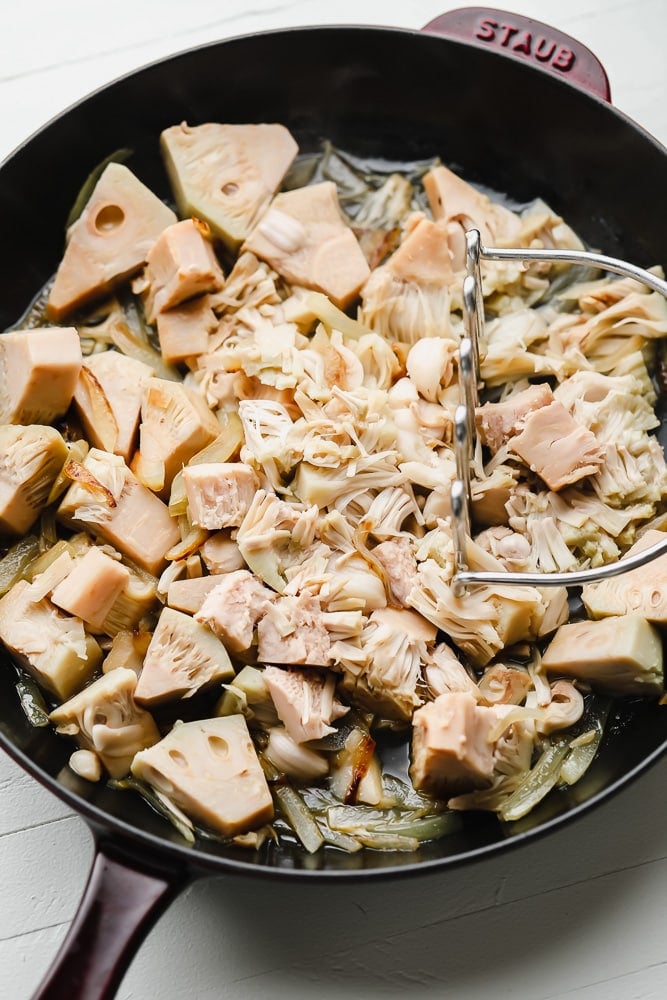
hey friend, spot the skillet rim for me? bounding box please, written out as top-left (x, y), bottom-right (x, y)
top-left (1, 724), bottom-right (665, 882)
top-left (2, 22), bottom-right (666, 179)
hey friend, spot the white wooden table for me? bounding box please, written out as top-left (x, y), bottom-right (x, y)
top-left (1, 2), bottom-right (666, 997)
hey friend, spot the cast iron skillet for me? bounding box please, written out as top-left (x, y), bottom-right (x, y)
top-left (1, 8), bottom-right (666, 998)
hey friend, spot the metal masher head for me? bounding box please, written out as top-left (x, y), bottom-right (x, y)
top-left (450, 229), bottom-right (667, 598)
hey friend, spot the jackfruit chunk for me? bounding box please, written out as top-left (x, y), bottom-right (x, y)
top-left (142, 219), bottom-right (225, 322)
top-left (161, 121), bottom-right (298, 250)
top-left (135, 378), bottom-right (219, 497)
top-left (48, 163), bottom-right (177, 320)
top-left (100, 569), bottom-right (158, 636)
top-left (476, 383), bottom-right (554, 453)
top-left (156, 295), bottom-right (217, 366)
top-left (103, 629), bottom-right (151, 675)
top-left (423, 164), bottom-right (521, 247)
top-left (385, 216), bottom-right (457, 286)
top-left (50, 547), bottom-right (130, 629)
top-left (49, 667), bottom-right (159, 778)
top-left (134, 607), bottom-right (234, 706)
top-left (57, 448), bottom-right (180, 575)
top-left (168, 418), bottom-right (245, 518)
top-left (0, 327), bottom-right (82, 425)
top-left (0, 425), bottom-right (68, 535)
top-left (131, 715), bottom-right (274, 837)
top-left (167, 574), bottom-right (227, 614)
top-left (183, 462), bottom-right (259, 529)
top-left (195, 570), bottom-right (275, 654)
top-left (510, 400), bottom-right (605, 492)
top-left (244, 182), bottom-right (371, 308)
top-left (0, 579), bottom-right (102, 700)
top-left (73, 351), bottom-right (154, 462)
top-left (542, 615), bottom-right (663, 696)
top-left (582, 530), bottom-right (667, 624)
top-left (410, 693), bottom-right (497, 798)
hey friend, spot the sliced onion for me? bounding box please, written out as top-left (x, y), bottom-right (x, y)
top-left (266, 728), bottom-right (328, 782)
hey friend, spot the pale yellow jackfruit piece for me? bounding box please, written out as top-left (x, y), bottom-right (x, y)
top-left (183, 462), bottom-right (259, 529)
top-left (0, 579), bottom-right (102, 700)
top-left (161, 122), bottom-right (298, 250)
top-left (423, 164), bottom-right (521, 247)
top-left (334, 608), bottom-right (430, 721)
top-left (359, 252), bottom-right (457, 346)
top-left (73, 351), bottom-right (154, 463)
top-left (57, 448), bottom-right (180, 576)
top-left (142, 219), bottom-right (225, 322)
top-left (321, 551), bottom-right (387, 614)
top-left (156, 295), bottom-right (218, 366)
top-left (0, 425), bottom-right (68, 535)
top-left (476, 383), bottom-right (554, 453)
top-left (385, 216), bottom-right (457, 286)
top-left (102, 629), bottom-right (151, 675)
top-left (131, 714), bottom-right (274, 837)
top-left (199, 532), bottom-right (245, 575)
top-left (50, 546), bottom-right (130, 629)
top-left (410, 693), bottom-right (497, 798)
top-left (48, 163), bottom-right (177, 320)
top-left (100, 569), bottom-right (159, 637)
top-left (134, 378), bottom-right (219, 498)
top-left (582, 530), bottom-right (667, 624)
top-left (408, 557), bottom-right (542, 667)
top-left (0, 327), bottom-right (82, 425)
top-left (168, 418), bottom-right (245, 518)
top-left (167, 573), bottom-right (228, 614)
top-left (422, 643), bottom-right (480, 701)
top-left (477, 665), bottom-right (532, 707)
top-left (134, 606), bottom-right (234, 706)
top-left (235, 490), bottom-right (319, 593)
top-left (405, 336), bottom-right (457, 402)
top-left (50, 667), bottom-right (159, 778)
top-left (510, 400), bottom-right (605, 492)
top-left (470, 467), bottom-right (517, 527)
top-left (195, 570), bottom-right (275, 654)
top-left (257, 594), bottom-right (331, 666)
top-left (245, 182), bottom-right (370, 308)
top-left (69, 749), bottom-right (103, 782)
top-left (542, 614), bottom-right (663, 696)
top-left (263, 665), bottom-right (348, 744)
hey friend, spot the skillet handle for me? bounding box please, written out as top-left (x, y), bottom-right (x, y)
top-left (32, 838), bottom-right (189, 1000)
top-left (422, 7), bottom-right (611, 102)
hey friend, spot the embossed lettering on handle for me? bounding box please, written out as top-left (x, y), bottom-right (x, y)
top-left (422, 7), bottom-right (611, 102)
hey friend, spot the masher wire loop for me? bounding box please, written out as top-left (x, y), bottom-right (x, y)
top-left (450, 229), bottom-right (667, 594)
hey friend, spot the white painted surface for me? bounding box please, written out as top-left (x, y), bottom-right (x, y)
top-left (1, 1), bottom-right (666, 997)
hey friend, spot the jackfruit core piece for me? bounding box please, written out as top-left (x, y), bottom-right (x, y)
top-left (132, 715), bottom-right (274, 837)
top-left (160, 122), bottom-right (298, 250)
top-left (542, 614), bottom-right (663, 696)
top-left (134, 607), bottom-right (234, 706)
top-left (48, 162), bottom-right (177, 320)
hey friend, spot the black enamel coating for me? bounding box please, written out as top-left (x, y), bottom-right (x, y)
top-left (0, 6), bottom-right (666, 934)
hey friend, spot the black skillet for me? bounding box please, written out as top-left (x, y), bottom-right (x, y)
top-left (0, 8), bottom-right (665, 998)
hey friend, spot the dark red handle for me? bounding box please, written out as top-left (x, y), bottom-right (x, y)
top-left (32, 839), bottom-right (189, 1000)
top-left (422, 7), bottom-right (611, 102)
